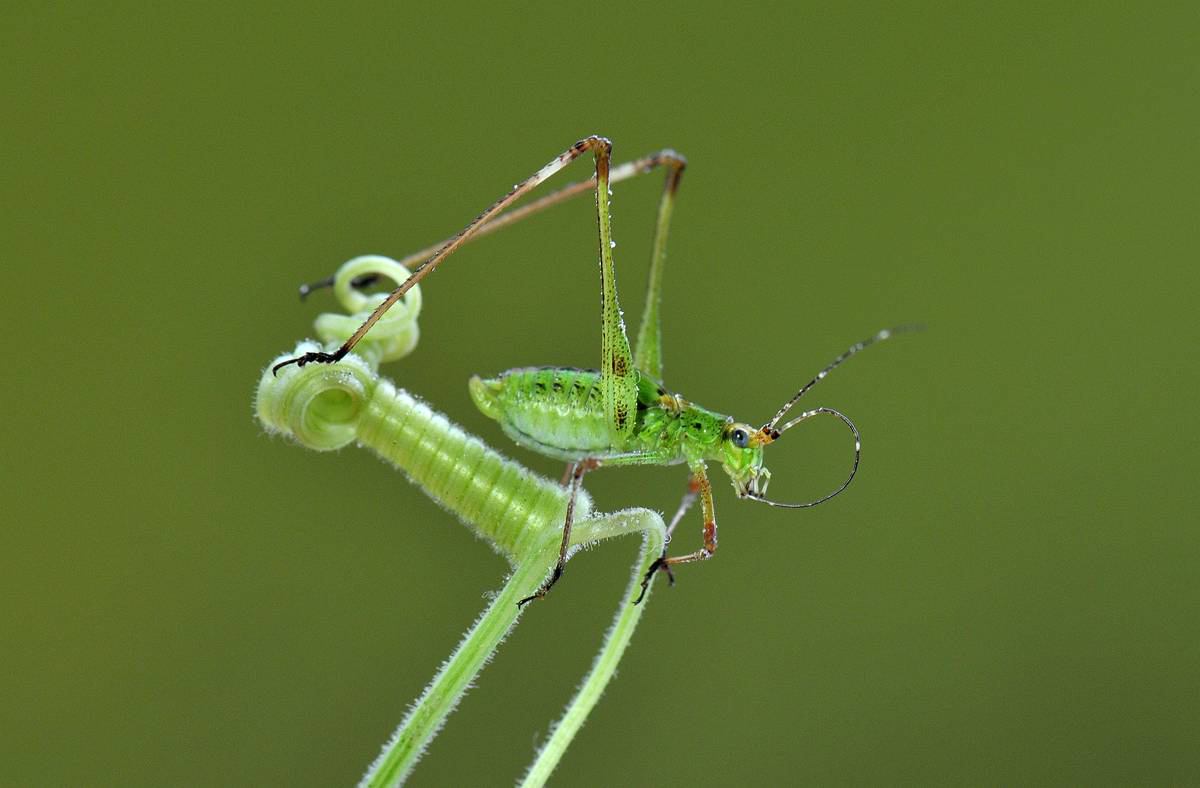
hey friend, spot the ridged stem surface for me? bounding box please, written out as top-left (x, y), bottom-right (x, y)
top-left (257, 256), bottom-right (666, 784)
top-left (357, 378), bottom-right (591, 561)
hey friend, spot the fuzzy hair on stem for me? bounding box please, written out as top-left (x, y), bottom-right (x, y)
top-left (256, 256), bottom-right (665, 785)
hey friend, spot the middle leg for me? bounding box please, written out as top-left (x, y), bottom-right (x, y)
top-left (518, 458), bottom-right (599, 607)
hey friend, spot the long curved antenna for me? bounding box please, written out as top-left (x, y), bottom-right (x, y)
top-left (763, 325), bottom-right (921, 433)
top-left (745, 407), bottom-right (861, 509)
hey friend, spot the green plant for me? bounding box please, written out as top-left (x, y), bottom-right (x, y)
top-left (257, 139), bottom-right (910, 784)
top-left (274, 138), bottom-right (905, 608)
top-left (256, 255), bottom-right (666, 786)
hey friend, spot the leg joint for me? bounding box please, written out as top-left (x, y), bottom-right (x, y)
top-left (576, 135), bottom-right (613, 156)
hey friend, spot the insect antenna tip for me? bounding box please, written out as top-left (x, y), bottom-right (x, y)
top-left (297, 275), bottom-right (334, 301)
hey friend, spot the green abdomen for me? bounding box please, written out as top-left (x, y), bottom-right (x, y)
top-left (470, 367), bottom-right (614, 460)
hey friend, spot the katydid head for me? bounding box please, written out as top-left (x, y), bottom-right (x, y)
top-left (717, 413), bottom-right (856, 506)
top-left (727, 408), bottom-right (861, 509)
top-left (724, 326), bottom-right (918, 510)
top-left (719, 422), bottom-right (768, 497)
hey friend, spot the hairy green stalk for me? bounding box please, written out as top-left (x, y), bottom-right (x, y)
top-left (256, 141), bottom-right (905, 785)
top-left (255, 256), bottom-right (665, 785)
top-left (521, 519), bottom-right (663, 787)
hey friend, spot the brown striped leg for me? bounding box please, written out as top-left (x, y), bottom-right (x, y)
top-left (518, 458), bottom-right (600, 607)
top-left (274, 136), bottom-right (612, 373)
top-left (295, 150), bottom-right (688, 301)
top-left (631, 151), bottom-right (686, 385)
top-left (634, 465), bottom-right (715, 604)
top-left (276, 136), bottom-right (690, 374)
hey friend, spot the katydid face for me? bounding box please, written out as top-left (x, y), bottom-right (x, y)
top-left (719, 422), bottom-right (767, 498)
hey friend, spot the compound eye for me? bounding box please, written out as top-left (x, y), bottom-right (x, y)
top-left (731, 428), bottom-right (750, 448)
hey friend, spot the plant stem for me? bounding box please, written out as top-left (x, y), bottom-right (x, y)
top-left (521, 521), bottom-right (665, 788)
top-left (361, 543), bottom-right (557, 787)
top-left (361, 506), bottom-right (667, 788)
top-left (258, 256), bottom-right (670, 784)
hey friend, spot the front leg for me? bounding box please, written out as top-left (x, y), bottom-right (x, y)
top-left (517, 449), bottom-right (673, 607)
top-left (635, 462), bottom-right (715, 604)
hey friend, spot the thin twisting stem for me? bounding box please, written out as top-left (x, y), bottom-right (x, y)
top-left (362, 550), bottom-right (554, 787)
top-left (521, 517), bottom-right (666, 788)
top-left (258, 342), bottom-right (666, 786)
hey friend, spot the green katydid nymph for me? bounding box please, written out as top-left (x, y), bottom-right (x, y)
top-left (273, 136), bottom-right (914, 606)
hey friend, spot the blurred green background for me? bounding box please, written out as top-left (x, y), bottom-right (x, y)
top-left (3, 3), bottom-right (1197, 785)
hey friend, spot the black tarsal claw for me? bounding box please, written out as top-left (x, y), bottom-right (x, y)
top-left (633, 554), bottom-right (673, 605)
top-left (271, 357), bottom-right (301, 376)
top-left (271, 351), bottom-right (340, 376)
top-left (633, 585), bottom-right (649, 606)
top-left (516, 565), bottom-right (564, 608)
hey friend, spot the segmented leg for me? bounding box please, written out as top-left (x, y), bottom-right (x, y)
top-left (272, 137), bottom-right (603, 372)
top-left (507, 447), bottom-right (676, 605)
top-left (635, 463), bottom-right (716, 604)
top-left (274, 138), bottom-right (681, 373)
top-left (590, 141), bottom-right (641, 446)
top-left (632, 153), bottom-right (686, 386)
top-left (295, 150), bottom-right (690, 301)
top-left (518, 459), bottom-right (598, 607)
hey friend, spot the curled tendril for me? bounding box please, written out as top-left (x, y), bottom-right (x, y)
top-left (258, 268), bottom-right (667, 786)
top-left (256, 341), bottom-right (377, 451)
top-left (313, 254), bottom-right (423, 365)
